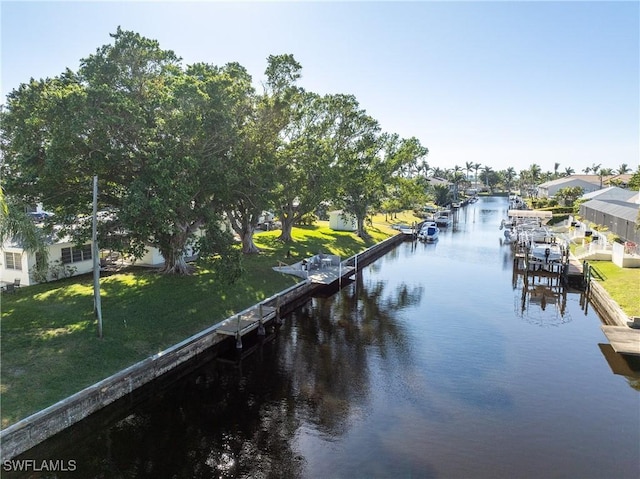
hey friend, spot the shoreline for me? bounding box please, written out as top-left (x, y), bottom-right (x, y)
top-left (0, 233), bottom-right (407, 461)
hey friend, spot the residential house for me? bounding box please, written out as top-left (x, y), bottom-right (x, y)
top-left (1, 234), bottom-right (95, 287)
top-left (578, 197), bottom-right (640, 245)
top-left (537, 174), bottom-right (634, 198)
top-left (537, 176), bottom-right (601, 198)
top-left (580, 186), bottom-right (637, 203)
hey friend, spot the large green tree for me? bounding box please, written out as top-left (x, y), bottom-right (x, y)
top-left (335, 102), bottom-right (427, 238)
top-left (223, 54), bottom-right (302, 253)
top-left (1, 29), bottom-right (245, 275)
top-left (275, 92), bottom-right (346, 243)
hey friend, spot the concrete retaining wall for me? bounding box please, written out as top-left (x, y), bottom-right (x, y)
top-left (588, 280), bottom-right (630, 327)
top-left (0, 232), bottom-right (409, 460)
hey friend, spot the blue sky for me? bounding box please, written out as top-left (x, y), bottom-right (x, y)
top-left (2, 1), bottom-right (638, 175)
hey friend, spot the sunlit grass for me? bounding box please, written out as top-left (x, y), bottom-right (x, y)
top-left (591, 261), bottom-right (640, 317)
top-left (0, 219), bottom-right (410, 427)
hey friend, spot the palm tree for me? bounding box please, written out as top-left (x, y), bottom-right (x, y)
top-left (504, 167), bottom-right (516, 194)
top-left (0, 190), bottom-right (49, 271)
top-left (518, 169), bottom-right (530, 194)
top-left (473, 162), bottom-right (482, 189)
top-left (563, 166), bottom-right (575, 177)
top-left (528, 163), bottom-right (542, 183)
top-left (522, 164), bottom-right (541, 197)
top-left (465, 161), bottom-right (474, 183)
top-left (583, 166), bottom-right (591, 174)
top-left (617, 163), bottom-right (631, 175)
top-left (541, 171), bottom-right (554, 182)
top-left (553, 162), bottom-right (560, 179)
top-left (481, 165), bottom-right (493, 189)
top-left (450, 170), bottom-right (466, 201)
top-left (431, 167), bottom-right (447, 179)
top-left (432, 184), bottom-right (451, 206)
top-left (598, 167), bottom-right (614, 188)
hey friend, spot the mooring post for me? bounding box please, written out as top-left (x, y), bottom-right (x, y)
top-left (275, 295), bottom-right (282, 325)
top-left (257, 303), bottom-right (265, 336)
top-left (235, 314), bottom-right (242, 349)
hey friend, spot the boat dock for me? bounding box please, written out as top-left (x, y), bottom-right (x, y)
top-left (215, 304), bottom-right (277, 348)
top-left (273, 254), bottom-right (357, 285)
top-left (513, 252), bottom-right (586, 289)
top-left (600, 326), bottom-right (640, 356)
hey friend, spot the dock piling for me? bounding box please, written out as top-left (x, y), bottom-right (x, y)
top-left (257, 304), bottom-right (266, 336)
top-left (235, 314), bottom-right (243, 349)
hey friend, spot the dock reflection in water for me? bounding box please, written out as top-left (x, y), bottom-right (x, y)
top-left (9, 196), bottom-right (640, 479)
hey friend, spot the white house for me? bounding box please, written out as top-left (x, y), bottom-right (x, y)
top-left (329, 210), bottom-right (357, 231)
top-left (537, 176), bottom-right (601, 198)
top-left (0, 235), bottom-right (202, 286)
top-left (1, 205), bottom-right (216, 286)
top-left (580, 186), bottom-right (637, 202)
top-left (537, 174), bottom-right (634, 198)
top-left (1, 236), bottom-right (95, 287)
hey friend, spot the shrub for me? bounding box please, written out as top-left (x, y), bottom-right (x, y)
top-left (548, 214), bottom-right (569, 226)
top-left (299, 213), bottom-right (318, 226)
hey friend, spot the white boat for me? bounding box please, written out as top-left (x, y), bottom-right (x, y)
top-left (435, 210), bottom-right (452, 227)
top-left (509, 194), bottom-right (526, 209)
top-left (530, 243), bottom-right (564, 263)
top-left (418, 222), bottom-right (439, 242)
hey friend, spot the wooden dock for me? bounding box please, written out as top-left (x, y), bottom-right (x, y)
top-left (306, 265), bottom-right (356, 284)
top-left (215, 305), bottom-right (277, 346)
top-left (601, 326), bottom-right (640, 356)
top-left (273, 255), bottom-right (356, 285)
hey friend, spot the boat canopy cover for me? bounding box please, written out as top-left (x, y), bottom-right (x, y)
top-left (507, 209), bottom-right (553, 219)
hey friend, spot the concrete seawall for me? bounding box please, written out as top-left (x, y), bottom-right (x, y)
top-left (587, 280), bottom-right (630, 327)
top-left (0, 232), bottom-right (407, 460)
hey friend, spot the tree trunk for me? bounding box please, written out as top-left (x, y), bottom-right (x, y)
top-left (158, 239), bottom-right (194, 275)
top-left (356, 215), bottom-right (370, 239)
top-left (242, 229), bottom-right (261, 254)
top-left (279, 215), bottom-right (296, 243)
top-left (225, 210), bottom-right (261, 254)
top-left (156, 222), bottom-right (200, 275)
top-left (159, 253), bottom-right (193, 275)
top-left (278, 203), bottom-right (300, 243)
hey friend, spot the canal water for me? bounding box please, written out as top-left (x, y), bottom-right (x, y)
top-left (10, 196), bottom-right (640, 478)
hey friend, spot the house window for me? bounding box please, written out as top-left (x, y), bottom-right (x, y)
top-left (4, 252), bottom-right (22, 270)
top-left (61, 244), bottom-right (92, 264)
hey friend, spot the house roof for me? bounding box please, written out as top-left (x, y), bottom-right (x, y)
top-left (426, 177), bottom-right (450, 186)
top-left (539, 174), bottom-right (634, 189)
top-left (581, 186), bottom-right (637, 202)
top-left (538, 175), bottom-right (599, 188)
top-left (580, 199), bottom-right (640, 223)
top-left (604, 174), bottom-right (633, 185)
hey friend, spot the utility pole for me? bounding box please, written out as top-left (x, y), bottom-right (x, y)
top-left (92, 175), bottom-right (103, 338)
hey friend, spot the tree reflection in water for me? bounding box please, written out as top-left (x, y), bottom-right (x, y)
top-left (282, 271), bottom-right (423, 436)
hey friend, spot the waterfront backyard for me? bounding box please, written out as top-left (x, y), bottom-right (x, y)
top-left (0, 215), bottom-right (413, 428)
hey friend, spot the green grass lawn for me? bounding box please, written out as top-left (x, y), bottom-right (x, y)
top-left (589, 261), bottom-right (640, 318)
top-left (0, 216), bottom-right (416, 428)
top-left (567, 238), bottom-right (640, 317)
